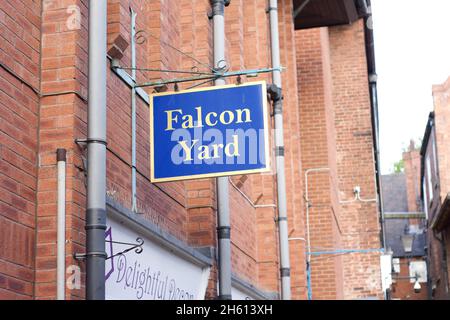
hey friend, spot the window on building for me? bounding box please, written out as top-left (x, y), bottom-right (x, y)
top-left (392, 258), bottom-right (401, 274)
top-left (432, 138), bottom-right (438, 173)
top-left (409, 260), bottom-right (427, 283)
top-left (426, 155), bottom-right (433, 202)
top-left (423, 180), bottom-right (428, 220)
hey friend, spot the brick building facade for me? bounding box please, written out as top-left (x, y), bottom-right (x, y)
top-left (296, 19), bottom-right (382, 299)
top-left (0, 0), bottom-right (383, 300)
top-left (421, 77), bottom-right (450, 300)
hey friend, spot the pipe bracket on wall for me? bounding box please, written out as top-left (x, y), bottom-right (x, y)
top-left (217, 226), bottom-right (231, 239)
top-left (280, 268), bottom-right (291, 277)
top-left (75, 138), bottom-right (108, 146)
top-left (275, 146), bottom-right (285, 157)
top-left (267, 84), bottom-right (282, 102)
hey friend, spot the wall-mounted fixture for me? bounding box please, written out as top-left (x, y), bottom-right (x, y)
top-left (413, 276), bottom-right (421, 293)
top-left (391, 273), bottom-right (421, 294)
top-left (401, 226), bottom-right (415, 254)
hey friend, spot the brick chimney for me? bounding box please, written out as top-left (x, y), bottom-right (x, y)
top-left (402, 140), bottom-right (422, 212)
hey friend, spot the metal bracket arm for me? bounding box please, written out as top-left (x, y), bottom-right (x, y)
top-left (74, 238), bottom-right (144, 261)
top-left (134, 67), bottom-right (282, 89)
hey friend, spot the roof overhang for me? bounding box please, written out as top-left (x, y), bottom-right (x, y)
top-left (293, 0), bottom-right (369, 30)
top-left (420, 112), bottom-right (435, 157)
top-left (420, 112), bottom-right (435, 198)
top-left (431, 193), bottom-right (450, 232)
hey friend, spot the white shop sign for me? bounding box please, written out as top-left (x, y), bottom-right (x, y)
top-left (409, 260), bottom-right (427, 283)
top-left (105, 217), bottom-right (211, 300)
top-left (217, 280), bottom-right (268, 300)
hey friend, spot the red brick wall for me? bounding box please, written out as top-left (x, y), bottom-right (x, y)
top-left (1, 0), bottom-right (381, 301)
top-left (244, 1), bottom-right (279, 295)
top-left (36, 0), bottom-right (89, 299)
top-left (428, 231), bottom-right (448, 299)
top-left (278, 0), bottom-right (305, 299)
top-left (329, 20), bottom-right (382, 300)
top-left (295, 20), bottom-right (382, 300)
top-left (0, 0), bottom-right (41, 299)
top-left (296, 27), bottom-right (343, 300)
top-left (391, 257), bottom-right (428, 300)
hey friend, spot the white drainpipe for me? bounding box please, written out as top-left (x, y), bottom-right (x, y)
top-left (56, 148), bottom-right (67, 300)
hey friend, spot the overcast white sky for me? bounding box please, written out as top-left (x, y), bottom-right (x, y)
top-left (371, 0), bottom-right (450, 174)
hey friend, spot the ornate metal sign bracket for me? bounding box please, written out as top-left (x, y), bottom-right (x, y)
top-left (74, 237), bottom-right (144, 261)
top-left (111, 28), bottom-right (285, 90)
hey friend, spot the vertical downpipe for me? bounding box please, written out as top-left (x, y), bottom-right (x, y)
top-left (86, 0), bottom-right (108, 300)
top-left (57, 149), bottom-right (67, 300)
top-left (211, 0), bottom-right (232, 300)
top-left (131, 9), bottom-right (138, 212)
top-left (268, 0), bottom-right (292, 300)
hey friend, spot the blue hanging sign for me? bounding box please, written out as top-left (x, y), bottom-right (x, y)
top-left (150, 81), bottom-right (270, 182)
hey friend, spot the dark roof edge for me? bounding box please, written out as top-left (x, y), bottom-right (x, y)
top-left (431, 193), bottom-right (450, 232)
top-left (420, 112), bottom-right (435, 157)
top-left (420, 112), bottom-right (435, 198)
top-left (294, 0), bottom-right (368, 30)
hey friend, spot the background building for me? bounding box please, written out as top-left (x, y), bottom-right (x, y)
top-left (381, 144), bottom-right (428, 300)
top-left (0, 0), bottom-right (382, 300)
top-left (421, 77), bottom-right (450, 300)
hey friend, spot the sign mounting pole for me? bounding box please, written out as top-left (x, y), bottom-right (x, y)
top-left (211, 0), bottom-right (232, 300)
top-left (268, 0), bottom-right (292, 300)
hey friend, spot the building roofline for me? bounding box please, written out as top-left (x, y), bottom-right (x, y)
top-left (432, 76), bottom-right (450, 95)
top-left (293, 0), bottom-right (369, 30)
top-left (420, 112), bottom-right (435, 157)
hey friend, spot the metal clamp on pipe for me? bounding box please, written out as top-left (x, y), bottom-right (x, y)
top-left (267, 84), bottom-right (283, 116)
top-left (280, 267), bottom-right (291, 277)
top-left (74, 252), bottom-right (108, 262)
top-left (267, 84), bottom-right (282, 102)
top-left (210, 0), bottom-right (230, 17)
top-left (75, 138), bottom-right (108, 146)
top-left (275, 146), bottom-right (285, 157)
top-left (217, 226), bottom-right (231, 239)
